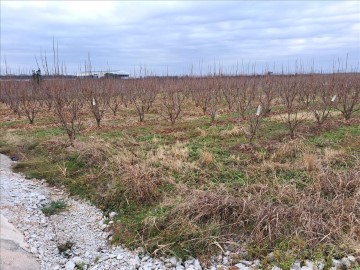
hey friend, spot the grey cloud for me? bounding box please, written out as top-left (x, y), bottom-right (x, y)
top-left (1, 1), bottom-right (359, 75)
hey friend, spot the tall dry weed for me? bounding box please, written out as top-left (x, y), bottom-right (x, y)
top-left (303, 153), bottom-right (317, 172)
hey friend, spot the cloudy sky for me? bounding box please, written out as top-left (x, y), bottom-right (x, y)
top-left (1, 1), bottom-right (359, 75)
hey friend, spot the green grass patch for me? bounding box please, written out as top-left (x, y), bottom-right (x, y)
top-left (41, 200), bottom-right (67, 216)
top-left (308, 125), bottom-right (360, 148)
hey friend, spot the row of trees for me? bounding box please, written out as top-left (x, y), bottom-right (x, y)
top-left (1, 72), bottom-right (359, 144)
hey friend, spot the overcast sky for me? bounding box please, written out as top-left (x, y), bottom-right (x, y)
top-left (1, 1), bottom-right (359, 75)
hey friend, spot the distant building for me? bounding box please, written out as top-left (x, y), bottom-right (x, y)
top-left (76, 70), bottom-right (130, 79)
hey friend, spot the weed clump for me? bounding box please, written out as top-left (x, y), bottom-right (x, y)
top-left (41, 200), bottom-right (67, 216)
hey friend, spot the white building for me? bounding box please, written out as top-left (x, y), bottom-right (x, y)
top-left (76, 70), bottom-right (130, 78)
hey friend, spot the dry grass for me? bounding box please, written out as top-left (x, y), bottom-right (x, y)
top-left (271, 139), bottom-right (307, 162)
top-left (2, 132), bottom-right (32, 147)
top-left (147, 141), bottom-right (195, 172)
top-left (303, 153), bottom-right (317, 172)
top-left (199, 150), bottom-right (214, 165)
top-left (195, 127), bottom-right (208, 137)
top-left (253, 160), bottom-right (292, 173)
top-left (164, 165), bottom-right (360, 254)
top-left (116, 162), bottom-right (162, 204)
top-left (269, 110), bottom-right (342, 122)
top-left (323, 148), bottom-right (345, 164)
top-left (220, 126), bottom-right (242, 138)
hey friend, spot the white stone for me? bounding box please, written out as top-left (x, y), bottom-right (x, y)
top-left (305, 260), bottom-right (314, 268)
top-left (341, 257), bottom-right (351, 268)
top-left (193, 259), bottom-right (201, 270)
top-left (30, 246), bottom-right (38, 254)
top-left (332, 259), bottom-right (341, 267)
top-left (235, 263), bottom-right (250, 270)
top-left (239, 260), bottom-right (253, 266)
top-left (65, 260), bottom-right (76, 270)
top-left (316, 262), bottom-right (325, 270)
top-left (108, 254), bottom-right (116, 259)
top-left (291, 260), bottom-right (301, 270)
top-left (175, 265), bottom-right (185, 270)
top-left (38, 195), bottom-right (46, 201)
top-left (142, 255), bottom-right (150, 262)
top-left (109, 212), bottom-right (117, 219)
top-left (72, 256), bottom-right (84, 266)
top-left (129, 258), bottom-right (140, 268)
top-left (169, 256), bottom-right (177, 266)
top-left (253, 259), bottom-right (261, 267)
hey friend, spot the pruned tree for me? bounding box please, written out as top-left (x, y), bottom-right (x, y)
top-left (105, 78), bottom-right (122, 116)
top-left (82, 79), bottom-right (107, 127)
top-left (333, 73), bottom-right (360, 120)
top-left (52, 79), bottom-right (84, 145)
top-left (1, 80), bottom-right (22, 118)
top-left (309, 75), bottom-right (333, 125)
top-left (161, 79), bottom-right (185, 126)
top-left (235, 77), bottom-right (256, 120)
top-left (259, 74), bottom-right (275, 115)
top-left (222, 77), bottom-right (237, 111)
top-left (208, 77), bottom-right (222, 123)
top-left (241, 104), bottom-right (263, 145)
top-left (130, 78), bottom-right (158, 122)
top-left (18, 79), bottom-right (43, 124)
top-left (278, 75), bottom-right (310, 138)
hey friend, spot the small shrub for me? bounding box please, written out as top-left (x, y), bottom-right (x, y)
top-left (41, 200), bottom-right (67, 216)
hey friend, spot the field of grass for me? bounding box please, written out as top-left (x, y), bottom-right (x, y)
top-left (0, 98), bottom-right (359, 269)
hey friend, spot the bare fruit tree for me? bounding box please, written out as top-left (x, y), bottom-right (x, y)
top-left (52, 79), bottom-right (84, 145)
top-left (259, 74), bottom-right (275, 115)
top-left (82, 79), bottom-right (107, 127)
top-left (334, 73), bottom-right (360, 120)
top-left (222, 77), bottom-right (237, 111)
top-left (1, 80), bottom-right (22, 118)
top-left (208, 77), bottom-right (222, 123)
top-left (130, 78), bottom-right (158, 122)
top-left (105, 78), bottom-right (122, 116)
top-left (161, 79), bottom-right (185, 126)
top-left (309, 75), bottom-right (333, 125)
top-left (235, 77), bottom-right (256, 120)
top-left (18, 79), bottom-right (43, 124)
top-left (241, 104), bottom-right (263, 145)
top-left (278, 74), bottom-right (310, 138)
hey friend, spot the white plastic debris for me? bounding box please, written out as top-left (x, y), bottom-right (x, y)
top-left (331, 95), bottom-right (337, 102)
top-left (256, 105), bottom-right (262, 116)
top-left (92, 98), bottom-right (96, 106)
